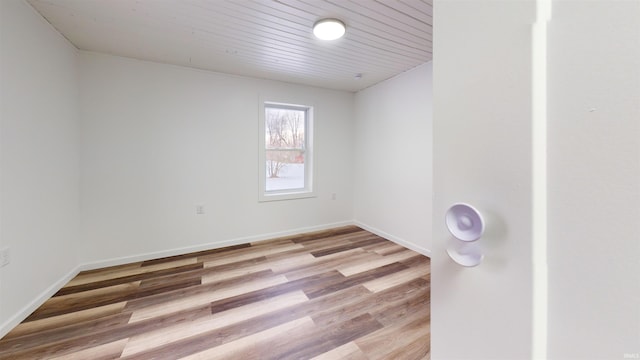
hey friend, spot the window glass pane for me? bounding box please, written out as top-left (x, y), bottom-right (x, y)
top-left (264, 106), bottom-right (306, 192)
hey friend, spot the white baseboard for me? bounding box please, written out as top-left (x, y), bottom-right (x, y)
top-left (0, 265), bottom-right (82, 339)
top-left (353, 221), bottom-right (432, 258)
top-left (77, 220), bottom-right (354, 272)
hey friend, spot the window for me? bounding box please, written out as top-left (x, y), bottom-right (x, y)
top-left (259, 101), bottom-right (314, 201)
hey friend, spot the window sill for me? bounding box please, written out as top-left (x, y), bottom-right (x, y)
top-left (259, 190), bottom-right (316, 202)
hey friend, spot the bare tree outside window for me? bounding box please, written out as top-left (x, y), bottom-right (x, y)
top-left (265, 106), bottom-right (306, 191)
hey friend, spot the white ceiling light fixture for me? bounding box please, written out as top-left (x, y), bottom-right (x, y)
top-left (313, 18), bottom-right (346, 41)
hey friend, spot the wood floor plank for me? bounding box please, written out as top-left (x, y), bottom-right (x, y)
top-left (311, 277), bottom-right (428, 329)
top-left (291, 231), bottom-right (382, 253)
top-left (356, 313), bottom-right (429, 360)
top-left (66, 258), bottom-right (199, 287)
top-left (2, 302), bottom-right (127, 339)
top-left (139, 243), bottom-right (251, 267)
top-left (0, 306), bottom-right (212, 360)
top-left (0, 312), bottom-right (132, 355)
top-left (267, 252), bottom-right (317, 273)
top-left (337, 249), bottom-right (420, 276)
top-left (378, 334), bottom-right (431, 360)
top-left (0, 227), bottom-right (430, 360)
top-left (208, 270), bottom-right (344, 314)
top-left (402, 253), bottom-right (432, 268)
top-left (304, 262), bottom-right (409, 299)
top-left (25, 282), bottom-right (142, 321)
top-left (123, 268), bottom-right (276, 311)
top-left (282, 248), bottom-right (374, 281)
top-left (121, 290), bottom-right (309, 357)
top-left (129, 274), bottom-right (289, 323)
top-left (75, 262), bottom-right (141, 276)
top-left (56, 262), bottom-right (204, 296)
top-left (273, 232), bottom-right (358, 253)
top-left (310, 341), bottom-right (368, 360)
top-left (134, 256), bottom-right (267, 290)
top-left (200, 260), bottom-right (275, 283)
top-left (271, 313), bottom-right (384, 360)
top-left (363, 261), bottom-right (430, 292)
top-left (49, 338), bottom-right (129, 360)
top-left (125, 285), bottom-right (373, 360)
top-left (369, 286), bottom-right (430, 327)
top-left (199, 242), bottom-right (304, 267)
top-left (285, 225), bottom-right (363, 243)
top-left (310, 234), bottom-right (386, 257)
top-left (179, 317), bottom-right (317, 360)
top-left (119, 295), bottom-right (336, 360)
top-left (367, 241), bottom-right (409, 255)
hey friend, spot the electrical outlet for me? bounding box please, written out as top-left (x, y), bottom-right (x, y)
top-left (196, 205), bottom-right (205, 215)
top-left (0, 247), bottom-right (10, 268)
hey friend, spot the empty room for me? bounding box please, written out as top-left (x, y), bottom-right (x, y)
top-left (1, 0), bottom-right (638, 359)
top-left (1, 0), bottom-right (432, 358)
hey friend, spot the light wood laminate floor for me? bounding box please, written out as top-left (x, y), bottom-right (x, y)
top-left (0, 226), bottom-right (430, 359)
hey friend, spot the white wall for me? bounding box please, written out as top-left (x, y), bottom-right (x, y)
top-left (547, 1), bottom-right (640, 358)
top-left (353, 62), bottom-right (433, 255)
top-left (432, 1), bottom-right (536, 358)
top-left (79, 52), bottom-right (354, 265)
top-left (0, 0), bottom-right (80, 334)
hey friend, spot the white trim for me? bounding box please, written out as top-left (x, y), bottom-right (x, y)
top-left (0, 265), bottom-right (81, 339)
top-left (77, 220), bottom-right (353, 272)
top-left (354, 221), bottom-right (432, 258)
top-left (259, 191), bottom-right (317, 202)
top-left (532, 1), bottom-right (550, 358)
top-left (79, 220), bottom-right (432, 271)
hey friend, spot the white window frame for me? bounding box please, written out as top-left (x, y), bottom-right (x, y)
top-left (259, 100), bottom-right (315, 202)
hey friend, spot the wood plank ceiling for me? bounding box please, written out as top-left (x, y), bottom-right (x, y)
top-left (27, 0), bottom-right (432, 92)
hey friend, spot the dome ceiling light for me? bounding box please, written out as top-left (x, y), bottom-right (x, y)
top-left (313, 18), bottom-right (346, 41)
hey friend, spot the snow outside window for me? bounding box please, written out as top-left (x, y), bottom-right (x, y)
top-left (259, 102), bottom-right (314, 201)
